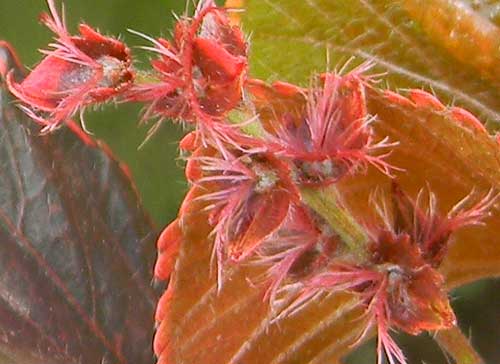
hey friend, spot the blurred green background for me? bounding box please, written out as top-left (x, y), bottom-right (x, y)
top-left (0, 1), bottom-right (498, 363)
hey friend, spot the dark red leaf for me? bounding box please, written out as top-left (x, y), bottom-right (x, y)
top-left (0, 43), bottom-right (157, 364)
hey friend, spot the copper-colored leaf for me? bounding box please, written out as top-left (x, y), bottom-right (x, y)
top-left (0, 44), bottom-right (157, 364)
top-left (157, 186), bottom-right (368, 364)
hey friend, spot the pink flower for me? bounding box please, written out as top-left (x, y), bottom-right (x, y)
top-left (127, 0), bottom-right (247, 141)
top-left (387, 183), bottom-right (497, 266)
top-left (256, 205), bottom-right (339, 302)
top-left (6, 0), bottom-right (133, 132)
top-left (370, 231), bottom-right (456, 335)
top-left (248, 63), bottom-right (396, 186)
top-left (270, 258), bottom-right (407, 364)
top-left (193, 146), bottom-right (299, 285)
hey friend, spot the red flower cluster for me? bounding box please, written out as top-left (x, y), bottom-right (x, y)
top-left (4, 2), bottom-right (497, 364)
top-left (254, 185), bottom-right (495, 364)
top-left (172, 60), bottom-right (399, 287)
top-left (141, 3), bottom-right (407, 359)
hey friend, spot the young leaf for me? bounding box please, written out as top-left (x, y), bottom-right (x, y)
top-left (155, 185), bottom-right (369, 364)
top-left (244, 0), bottom-right (500, 126)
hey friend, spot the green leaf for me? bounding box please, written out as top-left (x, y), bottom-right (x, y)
top-left (244, 0), bottom-right (500, 127)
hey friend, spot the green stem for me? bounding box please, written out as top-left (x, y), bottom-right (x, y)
top-left (435, 327), bottom-right (484, 364)
top-left (301, 185), bottom-right (369, 261)
top-left (227, 109), bottom-right (266, 137)
top-left (134, 70), bottom-right (159, 84)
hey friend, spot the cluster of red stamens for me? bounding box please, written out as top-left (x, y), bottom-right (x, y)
top-left (3, 1), bottom-right (497, 364)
